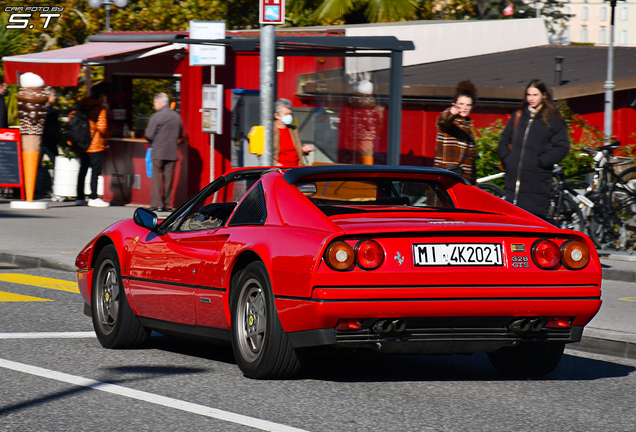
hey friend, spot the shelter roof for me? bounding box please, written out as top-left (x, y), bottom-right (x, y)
top-left (373, 45), bottom-right (636, 101)
top-left (1, 42), bottom-right (180, 86)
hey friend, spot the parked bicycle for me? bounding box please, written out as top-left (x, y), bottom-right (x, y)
top-left (547, 166), bottom-right (591, 235)
top-left (551, 142), bottom-right (636, 250)
top-left (476, 172), bottom-right (505, 198)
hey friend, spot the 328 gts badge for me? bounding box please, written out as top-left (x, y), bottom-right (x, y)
top-left (510, 255), bottom-right (529, 268)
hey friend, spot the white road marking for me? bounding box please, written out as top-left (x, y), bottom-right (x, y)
top-left (0, 358), bottom-right (310, 432)
top-left (0, 332), bottom-right (95, 339)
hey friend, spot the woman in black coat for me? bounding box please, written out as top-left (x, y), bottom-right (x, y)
top-left (497, 79), bottom-right (570, 219)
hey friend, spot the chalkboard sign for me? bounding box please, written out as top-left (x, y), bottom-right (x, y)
top-left (0, 129), bottom-right (24, 195)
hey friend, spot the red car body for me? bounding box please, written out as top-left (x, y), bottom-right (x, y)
top-left (76, 165), bottom-right (602, 379)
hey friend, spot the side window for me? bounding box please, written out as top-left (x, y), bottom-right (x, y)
top-left (165, 177), bottom-right (257, 233)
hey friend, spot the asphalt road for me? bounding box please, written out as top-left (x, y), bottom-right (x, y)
top-left (1, 268), bottom-right (636, 432)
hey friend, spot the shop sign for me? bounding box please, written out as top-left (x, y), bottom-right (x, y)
top-left (202, 84), bottom-right (223, 134)
top-left (189, 21), bottom-right (226, 66)
top-left (260, 0), bottom-right (285, 24)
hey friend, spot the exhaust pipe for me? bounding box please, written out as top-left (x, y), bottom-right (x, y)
top-left (372, 320), bottom-right (394, 335)
top-left (392, 319), bottom-right (406, 333)
top-left (509, 319), bottom-right (532, 333)
top-left (530, 319), bottom-right (545, 332)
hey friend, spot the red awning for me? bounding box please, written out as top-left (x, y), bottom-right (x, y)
top-left (2, 42), bottom-right (170, 87)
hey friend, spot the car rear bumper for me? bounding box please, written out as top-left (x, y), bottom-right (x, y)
top-left (278, 284), bottom-right (601, 352)
top-left (287, 320), bottom-right (585, 354)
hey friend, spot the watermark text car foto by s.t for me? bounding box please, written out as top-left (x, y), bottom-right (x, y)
top-left (5, 6), bottom-right (64, 29)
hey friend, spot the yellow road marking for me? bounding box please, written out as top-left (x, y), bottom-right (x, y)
top-left (618, 297), bottom-right (636, 302)
top-left (0, 291), bottom-right (52, 302)
top-left (0, 274), bottom-right (79, 294)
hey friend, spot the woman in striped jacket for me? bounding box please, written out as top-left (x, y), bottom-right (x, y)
top-left (433, 80), bottom-right (477, 184)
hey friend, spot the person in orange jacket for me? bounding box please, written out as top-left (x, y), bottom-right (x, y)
top-left (72, 83), bottom-right (110, 207)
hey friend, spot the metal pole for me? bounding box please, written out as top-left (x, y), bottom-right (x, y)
top-left (105, 3), bottom-right (111, 31)
top-left (603, 0), bottom-right (617, 144)
top-left (260, 24), bottom-right (275, 166)
top-left (387, 50), bottom-right (403, 166)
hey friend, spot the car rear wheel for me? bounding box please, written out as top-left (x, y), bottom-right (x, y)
top-left (487, 342), bottom-right (565, 377)
top-left (92, 245), bottom-right (149, 349)
top-left (231, 262), bottom-right (301, 379)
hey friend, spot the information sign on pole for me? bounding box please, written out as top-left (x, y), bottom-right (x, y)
top-left (202, 84), bottom-right (223, 134)
top-left (0, 129), bottom-right (25, 200)
top-left (189, 21), bottom-right (226, 66)
top-left (260, 0), bottom-right (285, 24)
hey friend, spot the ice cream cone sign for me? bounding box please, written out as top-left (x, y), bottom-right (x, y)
top-left (16, 73), bottom-right (48, 202)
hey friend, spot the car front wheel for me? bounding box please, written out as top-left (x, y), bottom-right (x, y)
top-left (92, 245), bottom-right (149, 348)
top-left (487, 342), bottom-right (565, 377)
top-left (231, 262), bottom-right (301, 379)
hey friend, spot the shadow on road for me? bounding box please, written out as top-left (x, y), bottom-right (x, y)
top-left (141, 335), bottom-right (635, 382)
top-left (0, 361), bottom-right (207, 417)
top-left (297, 350), bottom-right (636, 382)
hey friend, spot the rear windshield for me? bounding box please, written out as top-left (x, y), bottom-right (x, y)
top-left (296, 178), bottom-right (454, 215)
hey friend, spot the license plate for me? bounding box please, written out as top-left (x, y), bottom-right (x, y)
top-left (412, 243), bottom-right (503, 266)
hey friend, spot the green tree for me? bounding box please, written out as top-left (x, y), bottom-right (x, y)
top-left (414, 0), bottom-right (474, 20)
top-left (288, 0), bottom-right (419, 24)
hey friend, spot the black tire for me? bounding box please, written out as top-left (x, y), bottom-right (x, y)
top-left (487, 342), bottom-right (565, 377)
top-left (92, 245), bottom-right (149, 348)
top-left (548, 193), bottom-right (586, 234)
top-left (609, 166), bottom-right (636, 250)
top-left (230, 262), bottom-right (301, 379)
top-left (478, 183), bottom-right (505, 199)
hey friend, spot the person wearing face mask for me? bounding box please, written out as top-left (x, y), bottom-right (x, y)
top-left (498, 79), bottom-right (569, 219)
top-left (433, 80), bottom-right (477, 184)
top-left (0, 77), bottom-right (8, 129)
top-left (273, 98), bottom-right (306, 166)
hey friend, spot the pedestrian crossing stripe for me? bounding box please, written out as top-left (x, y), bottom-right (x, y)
top-left (0, 274), bottom-right (79, 294)
top-left (0, 291), bottom-right (52, 302)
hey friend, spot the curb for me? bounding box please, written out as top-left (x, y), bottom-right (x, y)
top-left (0, 253), bottom-right (74, 272)
top-left (602, 268), bottom-right (636, 283)
top-left (568, 336), bottom-right (636, 360)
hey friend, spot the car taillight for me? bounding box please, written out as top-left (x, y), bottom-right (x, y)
top-left (544, 317), bottom-right (572, 329)
top-left (335, 319), bottom-right (362, 331)
top-left (560, 240), bottom-right (590, 270)
top-left (354, 239), bottom-right (384, 270)
top-left (532, 239), bottom-right (561, 269)
top-left (325, 241), bottom-right (355, 271)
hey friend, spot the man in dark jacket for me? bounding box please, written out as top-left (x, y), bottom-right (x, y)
top-left (145, 93), bottom-right (182, 212)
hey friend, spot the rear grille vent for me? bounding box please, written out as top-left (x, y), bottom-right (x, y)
top-left (228, 182), bottom-right (266, 226)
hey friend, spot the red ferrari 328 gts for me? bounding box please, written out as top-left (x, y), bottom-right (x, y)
top-left (76, 165), bottom-right (602, 379)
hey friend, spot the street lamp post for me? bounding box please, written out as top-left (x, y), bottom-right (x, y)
top-left (88, 0), bottom-right (129, 32)
top-left (603, 0), bottom-right (618, 144)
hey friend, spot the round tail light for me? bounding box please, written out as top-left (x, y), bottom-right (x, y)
top-left (325, 241), bottom-right (355, 270)
top-left (354, 239), bottom-right (385, 270)
top-left (532, 239), bottom-right (561, 269)
top-left (560, 239), bottom-right (590, 270)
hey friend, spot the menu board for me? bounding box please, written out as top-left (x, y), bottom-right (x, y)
top-left (0, 129), bottom-right (23, 187)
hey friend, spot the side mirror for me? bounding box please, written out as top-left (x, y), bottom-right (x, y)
top-left (133, 208), bottom-right (158, 231)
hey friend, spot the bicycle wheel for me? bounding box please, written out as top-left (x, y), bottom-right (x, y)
top-left (609, 166), bottom-right (636, 250)
top-left (548, 193), bottom-right (586, 233)
top-left (478, 183), bottom-right (506, 199)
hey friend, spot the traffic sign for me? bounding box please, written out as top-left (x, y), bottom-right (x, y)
top-left (260, 0), bottom-right (285, 24)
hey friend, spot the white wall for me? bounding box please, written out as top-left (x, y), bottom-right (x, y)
top-left (344, 18), bottom-right (550, 74)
